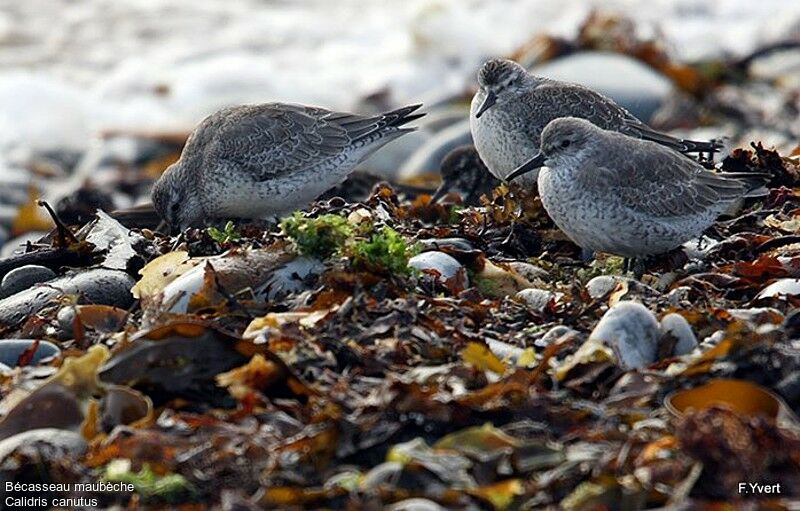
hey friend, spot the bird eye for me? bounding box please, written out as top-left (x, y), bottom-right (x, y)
top-left (171, 202), bottom-right (180, 214)
top-left (561, 139), bottom-right (571, 148)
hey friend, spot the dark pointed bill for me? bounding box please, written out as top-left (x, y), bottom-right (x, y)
top-left (474, 91), bottom-right (497, 118)
top-left (431, 179), bottom-right (452, 203)
top-left (506, 152), bottom-right (546, 182)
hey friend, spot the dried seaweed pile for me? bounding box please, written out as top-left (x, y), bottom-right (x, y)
top-left (0, 140), bottom-right (799, 509)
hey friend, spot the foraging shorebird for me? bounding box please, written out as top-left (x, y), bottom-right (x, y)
top-left (507, 117), bottom-right (763, 271)
top-left (431, 145), bottom-right (500, 205)
top-left (470, 58), bottom-right (721, 183)
top-left (151, 103), bottom-right (424, 230)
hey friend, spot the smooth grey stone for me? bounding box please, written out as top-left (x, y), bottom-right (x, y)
top-left (532, 51), bottom-right (674, 122)
top-left (408, 251), bottom-right (466, 285)
top-left (0, 428), bottom-right (86, 463)
top-left (0, 265), bottom-right (56, 298)
top-left (399, 119), bottom-right (472, 177)
top-left (0, 339), bottom-right (60, 367)
top-left (515, 288), bottom-right (555, 312)
top-left (589, 301), bottom-right (660, 370)
top-left (585, 275), bottom-right (659, 301)
top-left (0, 232), bottom-right (47, 258)
top-left (0, 268), bottom-right (135, 328)
top-left (659, 313), bottom-right (698, 356)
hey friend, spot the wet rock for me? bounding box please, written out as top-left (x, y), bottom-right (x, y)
top-left (0, 428), bottom-right (86, 463)
top-left (81, 210), bottom-right (151, 272)
top-left (757, 278), bottom-right (800, 299)
top-left (659, 313), bottom-right (698, 356)
top-left (0, 339), bottom-right (60, 367)
top-left (399, 119), bottom-right (472, 178)
top-left (0, 231), bottom-right (46, 258)
top-left (531, 51), bottom-right (674, 121)
top-left (515, 288), bottom-right (556, 312)
top-left (0, 268), bottom-right (135, 328)
top-left (589, 301), bottom-right (660, 370)
top-left (409, 251), bottom-right (467, 286)
top-left (0, 264), bottom-right (56, 298)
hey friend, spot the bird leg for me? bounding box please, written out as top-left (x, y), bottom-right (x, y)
top-left (580, 248), bottom-right (595, 264)
top-left (631, 258), bottom-right (647, 279)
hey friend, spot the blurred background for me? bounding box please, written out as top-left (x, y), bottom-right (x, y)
top-left (1, 0), bottom-right (799, 252)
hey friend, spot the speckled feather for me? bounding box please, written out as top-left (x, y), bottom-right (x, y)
top-left (152, 103), bottom-right (423, 228)
top-left (471, 59), bottom-right (720, 182)
top-left (526, 118), bottom-right (758, 258)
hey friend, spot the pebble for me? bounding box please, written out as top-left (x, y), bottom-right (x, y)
top-left (585, 275), bottom-right (659, 301)
top-left (0, 428), bottom-right (86, 462)
top-left (0, 264), bottom-right (56, 298)
top-left (408, 251), bottom-right (467, 286)
top-left (0, 339), bottom-right (60, 367)
top-left (515, 288), bottom-right (556, 312)
top-left (0, 268), bottom-right (135, 328)
top-left (589, 301), bottom-right (660, 370)
top-left (659, 313), bottom-right (698, 356)
top-left (0, 232), bottom-right (47, 258)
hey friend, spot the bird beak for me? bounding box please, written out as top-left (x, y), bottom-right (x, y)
top-left (474, 91), bottom-right (497, 118)
top-left (507, 152), bottom-right (546, 182)
top-left (431, 179), bottom-right (453, 203)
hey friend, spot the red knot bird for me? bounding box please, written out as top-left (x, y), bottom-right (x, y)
top-left (151, 102), bottom-right (424, 230)
top-left (507, 117), bottom-right (764, 274)
top-left (471, 58), bottom-right (721, 184)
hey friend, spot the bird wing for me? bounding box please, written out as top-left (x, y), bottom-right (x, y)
top-left (532, 82), bottom-right (719, 153)
top-left (530, 82), bottom-right (636, 132)
top-left (208, 103), bottom-right (423, 182)
top-left (586, 137), bottom-right (744, 219)
top-left (210, 104), bottom-right (353, 181)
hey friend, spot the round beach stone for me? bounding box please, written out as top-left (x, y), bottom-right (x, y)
top-left (0, 265), bottom-right (57, 298)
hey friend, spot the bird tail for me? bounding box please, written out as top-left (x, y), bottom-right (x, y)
top-left (678, 137), bottom-right (725, 154)
top-left (627, 121), bottom-right (724, 154)
top-left (333, 104), bottom-right (426, 142)
top-left (719, 171), bottom-right (771, 197)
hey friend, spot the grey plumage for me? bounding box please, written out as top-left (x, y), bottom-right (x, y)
top-left (470, 58), bottom-right (721, 183)
top-left (152, 103), bottom-right (424, 229)
top-left (508, 117), bottom-right (763, 258)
